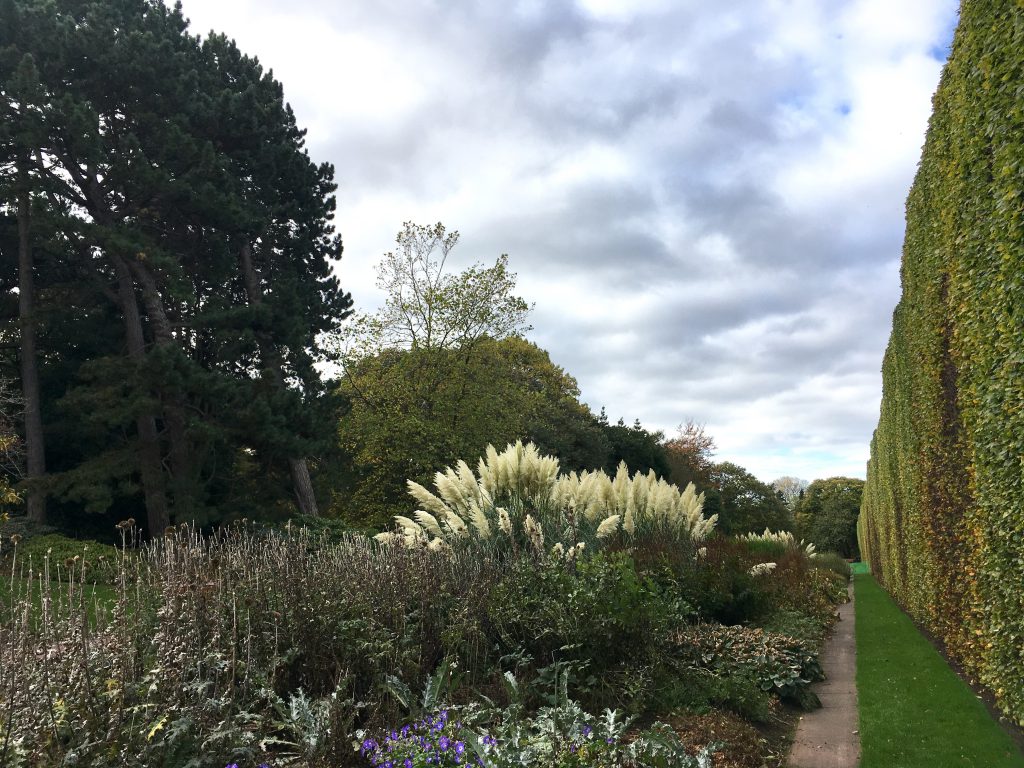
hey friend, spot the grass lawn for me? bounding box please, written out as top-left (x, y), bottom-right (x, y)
top-left (1, 576), bottom-right (118, 625)
top-left (855, 570), bottom-right (1024, 767)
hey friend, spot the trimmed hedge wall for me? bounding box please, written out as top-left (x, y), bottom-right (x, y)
top-left (859, 1), bottom-right (1024, 725)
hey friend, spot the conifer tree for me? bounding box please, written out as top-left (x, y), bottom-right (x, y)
top-left (0, 0), bottom-right (352, 531)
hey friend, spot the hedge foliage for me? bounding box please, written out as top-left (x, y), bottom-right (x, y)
top-left (859, 1), bottom-right (1024, 725)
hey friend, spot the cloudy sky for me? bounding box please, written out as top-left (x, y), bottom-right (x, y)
top-left (178, 0), bottom-right (959, 483)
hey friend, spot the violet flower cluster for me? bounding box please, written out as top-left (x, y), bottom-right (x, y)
top-left (360, 710), bottom-right (482, 767)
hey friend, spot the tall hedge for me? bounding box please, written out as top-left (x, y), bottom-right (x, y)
top-left (859, 1), bottom-right (1024, 725)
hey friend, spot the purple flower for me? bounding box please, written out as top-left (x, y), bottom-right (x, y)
top-left (582, 724), bottom-right (593, 738)
top-left (438, 735), bottom-right (451, 752)
top-left (404, 760), bottom-right (413, 768)
top-left (454, 741), bottom-right (465, 756)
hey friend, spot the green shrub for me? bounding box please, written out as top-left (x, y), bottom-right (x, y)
top-left (757, 609), bottom-right (831, 648)
top-left (658, 668), bottom-right (775, 724)
top-left (669, 538), bottom-right (770, 625)
top-left (0, 533), bottom-right (123, 584)
top-left (486, 552), bottom-right (690, 712)
top-left (360, 695), bottom-right (715, 767)
top-left (812, 552), bottom-right (851, 581)
top-left (671, 624), bottom-right (823, 710)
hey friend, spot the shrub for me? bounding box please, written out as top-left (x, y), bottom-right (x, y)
top-left (671, 624), bottom-right (823, 710)
top-left (0, 532), bottom-right (122, 584)
top-left (668, 710), bottom-right (774, 768)
top-left (0, 524), bottom-right (504, 767)
top-left (360, 699), bottom-right (716, 768)
top-left (811, 552), bottom-right (851, 581)
top-left (756, 550), bottom-right (847, 626)
top-left (0, 516), bottom-right (842, 766)
top-left (757, 609), bottom-right (830, 648)
top-left (859, 1), bottom-right (1024, 724)
top-left (485, 552), bottom-right (690, 712)
top-left (736, 529), bottom-right (816, 559)
top-left (668, 539), bottom-right (769, 625)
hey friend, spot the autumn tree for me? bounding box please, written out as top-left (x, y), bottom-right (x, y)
top-left (331, 224), bottom-right (614, 528)
top-left (663, 420), bottom-right (716, 489)
top-left (333, 337), bottom-right (608, 527)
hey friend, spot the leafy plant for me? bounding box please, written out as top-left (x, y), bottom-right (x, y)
top-left (359, 694), bottom-right (716, 768)
top-left (671, 624), bottom-right (823, 710)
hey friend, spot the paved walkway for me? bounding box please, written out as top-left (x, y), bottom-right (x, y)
top-left (789, 584), bottom-right (860, 768)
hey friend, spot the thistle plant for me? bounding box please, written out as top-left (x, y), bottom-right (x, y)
top-left (380, 441), bottom-right (717, 554)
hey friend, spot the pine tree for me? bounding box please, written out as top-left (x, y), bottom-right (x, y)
top-left (0, 0), bottom-right (352, 531)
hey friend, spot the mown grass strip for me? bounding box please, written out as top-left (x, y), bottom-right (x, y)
top-left (856, 571), bottom-right (1024, 767)
top-left (0, 577), bottom-right (118, 626)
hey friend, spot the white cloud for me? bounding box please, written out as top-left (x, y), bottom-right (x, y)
top-left (177, 0), bottom-right (960, 482)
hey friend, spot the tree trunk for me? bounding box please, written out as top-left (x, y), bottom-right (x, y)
top-left (128, 260), bottom-right (193, 517)
top-left (239, 242), bottom-right (320, 516)
top-left (16, 160), bottom-right (46, 524)
top-left (288, 458), bottom-right (319, 518)
top-left (112, 255), bottom-right (170, 534)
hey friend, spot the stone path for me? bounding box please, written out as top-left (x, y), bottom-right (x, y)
top-left (788, 584), bottom-right (860, 767)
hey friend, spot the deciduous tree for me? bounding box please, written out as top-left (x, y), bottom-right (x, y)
top-left (703, 461), bottom-right (791, 535)
top-left (796, 477), bottom-right (863, 558)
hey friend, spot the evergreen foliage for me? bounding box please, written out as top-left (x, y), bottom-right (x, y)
top-left (599, 414), bottom-right (671, 478)
top-left (0, 0), bottom-right (352, 532)
top-left (859, 1), bottom-right (1024, 725)
top-left (702, 461), bottom-right (791, 536)
top-left (795, 477), bottom-right (862, 558)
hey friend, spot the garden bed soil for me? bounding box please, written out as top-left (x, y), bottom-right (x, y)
top-left (666, 705), bottom-right (800, 768)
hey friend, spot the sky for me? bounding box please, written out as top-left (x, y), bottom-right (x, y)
top-left (176, 0), bottom-right (960, 483)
